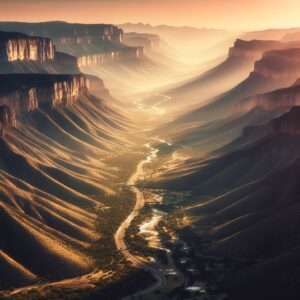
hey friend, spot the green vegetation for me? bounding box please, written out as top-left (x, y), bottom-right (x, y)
top-left (89, 188), bottom-right (135, 268)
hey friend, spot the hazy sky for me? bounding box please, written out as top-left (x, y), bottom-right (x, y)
top-left (0, 0), bottom-right (299, 30)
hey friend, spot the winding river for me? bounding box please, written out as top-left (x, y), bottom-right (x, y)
top-left (117, 141), bottom-right (185, 300)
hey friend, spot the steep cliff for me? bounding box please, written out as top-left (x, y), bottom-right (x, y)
top-left (174, 108), bottom-right (300, 300)
top-left (228, 39), bottom-right (283, 60)
top-left (0, 31), bottom-right (80, 74)
top-left (238, 49), bottom-right (300, 113)
top-left (0, 22), bottom-right (143, 65)
top-left (242, 82), bottom-right (300, 112)
top-left (85, 74), bottom-right (111, 99)
top-left (163, 39), bottom-right (296, 113)
top-left (0, 105), bottom-right (16, 135)
top-left (0, 31), bottom-right (55, 63)
top-left (0, 71), bottom-right (131, 290)
top-left (253, 48), bottom-right (300, 80)
top-left (78, 47), bottom-right (143, 67)
top-left (0, 22), bottom-right (123, 44)
top-left (0, 74), bottom-right (88, 131)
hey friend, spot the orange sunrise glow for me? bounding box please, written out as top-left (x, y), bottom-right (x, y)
top-left (0, 0), bottom-right (299, 30)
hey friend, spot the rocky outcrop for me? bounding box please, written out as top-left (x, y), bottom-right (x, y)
top-left (78, 47), bottom-right (144, 67)
top-left (0, 51), bottom-right (80, 75)
top-left (0, 74), bottom-right (88, 131)
top-left (241, 83), bottom-right (300, 113)
top-left (49, 52), bottom-right (80, 74)
top-left (0, 31), bottom-right (55, 63)
top-left (0, 105), bottom-right (16, 135)
top-left (0, 22), bottom-right (123, 44)
top-left (85, 74), bottom-right (111, 99)
top-left (238, 49), bottom-right (300, 113)
top-left (228, 39), bottom-right (282, 60)
top-left (253, 48), bottom-right (300, 80)
top-left (54, 25), bottom-right (123, 46)
top-left (0, 22), bottom-right (145, 65)
top-left (0, 22), bottom-right (122, 56)
top-left (228, 39), bottom-right (300, 62)
top-left (0, 31), bottom-right (80, 74)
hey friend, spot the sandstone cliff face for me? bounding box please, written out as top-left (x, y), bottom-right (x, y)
top-left (242, 84), bottom-right (300, 112)
top-left (0, 74), bottom-right (88, 131)
top-left (0, 105), bottom-right (16, 133)
top-left (0, 31), bottom-right (82, 74)
top-left (228, 39), bottom-right (282, 60)
top-left (253, 48), bottom-right (300, 80)
top-left (0, 22), bottom-right (145, 65)
top-left (0, 22), bottom-right (123, 44)
top-left (52, 76), bottom-right (88, 106)
top-left (238, 49), bottom-right (300, 113)
top-left (55, 26), bottom-right (122, 46)
top-left (0, 32), bottom-right (55, 63)
top-left (85, 74), bottom-right (110, 98)
top-left (78, 47), bottom-right (144, 67)
top-left (0, 22), bottom-right (123, 57)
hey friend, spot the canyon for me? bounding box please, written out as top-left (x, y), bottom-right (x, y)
top-left (0, 19), bottom-right (300, 300)
top-left (0, 74), bottom-right (88, 131)
top-left (0, 22), bottom-right (146, 65)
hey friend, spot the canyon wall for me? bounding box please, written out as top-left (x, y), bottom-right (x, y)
top-left (0, 74), bottom-right (88, 130)
top-left (242, 84), bottom-right (300, 112)
top-left (0, 23), bottom-right (145, 66)
top-left (78, 47), bottom-right (144, 67)
top-left (0, 31), bottom-right (81, 74)
top-left (238, 49), bottom-right (300, 113)
top-left (0, 22), bottom-right (123, 44)
top-left (228, 39), bottom-right (300, 62)
top-left (228, 39), bottom-right (282, 60)
top-left (0, 105), bottom-right (16, 135)
top-left (54, 25), bottom-right (123, 46)
top-left (0, 32), bottom-right (55, 63)
top-left (253, 48), bottom-right (300, 80)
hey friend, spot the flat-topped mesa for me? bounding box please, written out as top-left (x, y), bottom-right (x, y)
top-left (0, 31), bottom-right (55, 63)
top-left (228, 39), bottom-right (283, 60)
top-left (53, 24), bottom-right (123, 45)
top-left (0, 22), bottom-right (123, 44)
top-left (0, 22), bottom-right (123, 55)
top-left (78, 47), bottom-right (144, 67)
top-left (0, 74), bottom-right (88, 130)
top-left (0, 22), bottom-right (146, 66)
top-left (53, 25), bottom-right (124, 57)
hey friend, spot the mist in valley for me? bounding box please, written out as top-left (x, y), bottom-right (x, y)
top-left (0, 2), bottom-right (300, 300)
